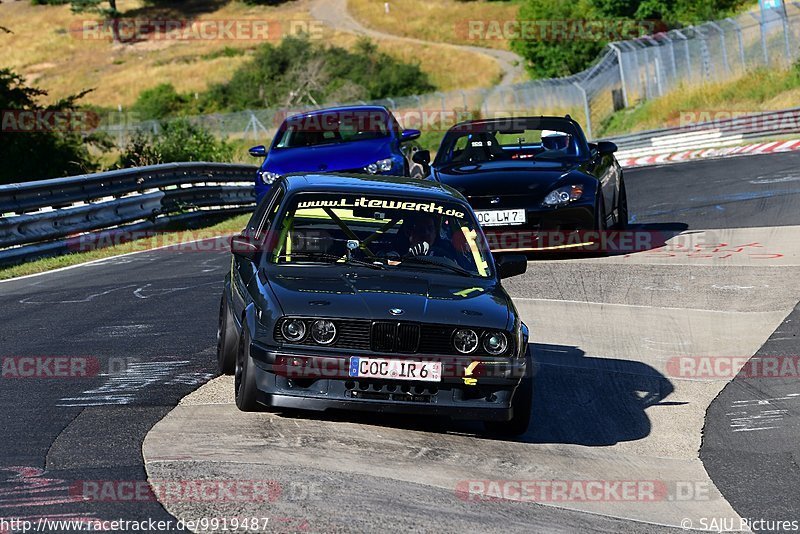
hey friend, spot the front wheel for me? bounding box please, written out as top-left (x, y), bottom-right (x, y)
top-left (615, 180), bottom-right (628, 230)
top-left (216, 294), bottom-right (238, 375)
top-left (234, 328), bottom-right (260, 412)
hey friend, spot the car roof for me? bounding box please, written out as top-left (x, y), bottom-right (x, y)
top-left (279, 173), bottom-right (464, 202)
top-left (448, 115), bottom-right (583, 131)
top-left (286, 105), bottom-right (390, 121)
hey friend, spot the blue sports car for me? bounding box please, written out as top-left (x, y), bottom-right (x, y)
top-left (249, 105), bottom-right (427, 203)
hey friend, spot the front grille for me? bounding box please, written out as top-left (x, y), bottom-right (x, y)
top-left (370, 321), bottom-right (421, 353)
top-left (371, 322), bottom-right (397, 352)
top-left (275, 317), bottom-right (512, 356)
top-left (397, 323), bottom-right (421, 352)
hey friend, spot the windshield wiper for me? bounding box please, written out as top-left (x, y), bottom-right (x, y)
top-left (399, 255), bottom-right (475, 277)
top-left (274, 252), bottom-right (385, 270)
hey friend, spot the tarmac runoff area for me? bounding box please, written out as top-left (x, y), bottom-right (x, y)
top-left (142, 223), bottom-right (800, 533)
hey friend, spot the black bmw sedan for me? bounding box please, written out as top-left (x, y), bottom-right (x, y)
top-left (217, 174), bottom-right (533, 434)
top-left (420, 116), bottom-right (628, 253)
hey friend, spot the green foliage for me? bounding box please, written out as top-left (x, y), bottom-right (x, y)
top-left (165, 35), bottom-right (433, 114)
top-left (514, 0), bottom-right (752, 77)
top-left (512, 0), bottom-right (606, 78)
top-left (0, 69), bottom-right (107, 184)
top-left (117, 118), bottom-right (234, 167)
top-left (131, 83), bottom-right (189, 121)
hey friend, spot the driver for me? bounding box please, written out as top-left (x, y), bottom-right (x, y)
top-left (406, 213), bottom-right (438, 256)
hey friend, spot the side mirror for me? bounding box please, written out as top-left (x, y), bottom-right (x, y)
top-left (231, 234), bottom-right (259, 261)
top-left (412, 149), bottom-right (431, 166)
top-left (596, 141), bottom-right (618, 155)
top-left (401, 129), bottom-right (421, 141)
top-left (495, 254), bottom-right (527, 279)
top-left (248, 145), bottom-right (267, 158)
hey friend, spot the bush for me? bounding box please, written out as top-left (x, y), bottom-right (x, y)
top-left (117, 118), bottom-right (234, 167)
top-left (131, 83), bottom-right (189, 121)
top-left (159, 35), bottom-right (434, 114)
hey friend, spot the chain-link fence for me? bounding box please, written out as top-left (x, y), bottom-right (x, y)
top-left (104, 3), bottom-right (800, 145)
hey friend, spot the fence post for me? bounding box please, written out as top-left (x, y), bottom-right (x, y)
top-left (698, 27), bottom-right (712, 81)
top-left (709, 22), bottom-right (731, 76)
top-left (727, 18), bottom-right (746, 71)
top-left (781, 9), bottom-right (792, 65)
top-left (662, 33), bottom-right (678, 81)
top-left (751, 13), bottom-right (769, 65)
top-left (673, 29), bottom-right (692, 83)
top-left (572, 82), bottom-right (592, 140)
top-left (608, 43), bottom-right (629, 108)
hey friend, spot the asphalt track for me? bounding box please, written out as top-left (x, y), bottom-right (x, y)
top-left (0, 151), bottom-right (799, 533)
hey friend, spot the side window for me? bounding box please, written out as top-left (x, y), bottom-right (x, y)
top-left (254, 187), bottom-right (285, 240)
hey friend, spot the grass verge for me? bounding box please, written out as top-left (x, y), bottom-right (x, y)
top-left (0, 213), bottom-right (249, 281)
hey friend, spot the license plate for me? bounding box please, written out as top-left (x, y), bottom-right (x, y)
top-left (349, 357), bottom-right (441, 382)
top-left (475, 209), bottom-right (526, 227)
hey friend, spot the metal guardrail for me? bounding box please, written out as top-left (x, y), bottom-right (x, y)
top-left (0, 162), bottom-right (257, 266)
top-left (605, 107), bottom-right (800, 159)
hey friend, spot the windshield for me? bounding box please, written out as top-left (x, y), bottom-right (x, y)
top-left (274, 110), bottom-right (393, 149)
top-left (267, 193), bottom-right (493, 278)
top-left (435, 120), bottom-right (588, 166)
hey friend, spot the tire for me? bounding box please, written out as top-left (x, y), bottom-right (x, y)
top-left (595, 192), bottom-right (607, 232)
top-left (216, 293), bottom-right (238, 375)
top-left (235, 327), bottom-right (260, 412)
top-left (615, 180), bottom-right (628, 230)
top-left (485, 352), bottom-right (533, 437)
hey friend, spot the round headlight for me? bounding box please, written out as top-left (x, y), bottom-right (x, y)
top-left (453, 329), bottom-right (479, 354)
top-left (483, 332), bottom-right (508, 355)
top-left (282, 319), bottom-right (306, 342)
top-left (365, 163), bottom-right (379, 175)
top-left (311, 320), bottom-right (337, 345)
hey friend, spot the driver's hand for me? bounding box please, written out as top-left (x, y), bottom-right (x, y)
top-left (408, 241), bottom-right (430, 257)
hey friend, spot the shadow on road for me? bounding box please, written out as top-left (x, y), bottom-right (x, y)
top-left (523, 343), bottom-right (676, 446)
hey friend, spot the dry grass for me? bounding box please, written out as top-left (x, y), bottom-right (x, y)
top-left (599, 65), bottom-right (800, 137)
top-left (329, 31), bottom-right (501, 90)
top-left (0, 0), bottom-right (500, 109)
top-left (348, 0), bottom-right (519, 51)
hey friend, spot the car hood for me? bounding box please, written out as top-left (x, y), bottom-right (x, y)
top-left (266, 267), bottom-right (512, 330)
top-left (434, 160), bottom-right (582, 198)
top-left (265, 138), bottom-right (393, 174)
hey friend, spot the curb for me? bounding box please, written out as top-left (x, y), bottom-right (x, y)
top-left (618, 139), bottom-right (800, 169)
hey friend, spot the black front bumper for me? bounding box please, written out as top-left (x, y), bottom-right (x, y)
top-left (249, 343), bottom-right (528, 421)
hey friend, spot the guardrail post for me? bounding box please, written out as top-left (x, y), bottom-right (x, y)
top-left (572, 82), bottom-right (592, 140)
top-left (608, 43), bottom-right (629, 108)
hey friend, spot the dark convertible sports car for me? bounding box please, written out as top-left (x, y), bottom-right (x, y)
top-left (420, 116), bottom-right (628, 253)
top-left (217, 173), bottom-right (533, 434)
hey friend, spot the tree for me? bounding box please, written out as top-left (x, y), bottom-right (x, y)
top-left (0, 69), bottom-right (108, 183)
